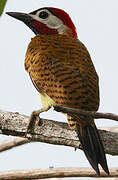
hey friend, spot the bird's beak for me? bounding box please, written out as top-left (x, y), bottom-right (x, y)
top-left (6, 12), bottom-right (39, 35)
top-left (6, 12), bottom-right (33, 23)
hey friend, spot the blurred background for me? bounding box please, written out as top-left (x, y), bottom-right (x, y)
top-left (0, 0), bottom-right (118, 176)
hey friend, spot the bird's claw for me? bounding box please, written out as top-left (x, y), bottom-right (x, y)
top-left (26, 110), bottom-right (40, 136)
top-left (25, 108), bottom-right (48, 137)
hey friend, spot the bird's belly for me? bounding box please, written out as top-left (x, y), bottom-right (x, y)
top-left (40, 93), bottom-right (56, 109)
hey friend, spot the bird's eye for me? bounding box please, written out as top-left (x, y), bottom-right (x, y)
top-left (38, 11), bottom-right (49, 19)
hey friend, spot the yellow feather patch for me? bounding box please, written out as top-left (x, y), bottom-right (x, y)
top-left (40, 93), bottom-right (56, 110)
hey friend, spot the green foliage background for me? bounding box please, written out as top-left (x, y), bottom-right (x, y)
top-left (0, 0), bottom-right (7, 16)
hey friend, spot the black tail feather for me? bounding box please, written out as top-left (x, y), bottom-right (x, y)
top-left (77, 125), bottom-right (109, 176)
top-left (93, 126), bottom-right (109, 175)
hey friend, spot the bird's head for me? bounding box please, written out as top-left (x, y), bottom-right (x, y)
top-left (6, 7), bottom-right (77, 38)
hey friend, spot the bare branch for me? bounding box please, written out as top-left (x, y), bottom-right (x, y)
top-left (0, 109), bottom-right (118, 155)
top-left (0, 168), bottom-right (117, 179)
top-left (54, 105), bottom-right (118, 122)
top-left (0, 138), bottom-right (30, 152)
top-left (1, 125), bottom-right (118, 153)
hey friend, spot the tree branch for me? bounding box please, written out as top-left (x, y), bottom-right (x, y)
top-left (54, 105), bottom-right (118, 122)
top-left (0, 109), bottom-right (118, 155)
top-left (0, 138), bottom-right (30, 153)
top-left (0, 168), bottom-right (118, 179)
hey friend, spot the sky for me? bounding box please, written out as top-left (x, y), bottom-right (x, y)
top-left (0, 0), bottom-right (118, 177)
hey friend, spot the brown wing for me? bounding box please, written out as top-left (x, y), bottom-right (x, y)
top-left (25, 34), bottom-right (99, 111)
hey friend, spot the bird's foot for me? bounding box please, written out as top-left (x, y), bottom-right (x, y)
top-left (26, 109), bottom-right (42, 136)
top-left (25, 106), bottom-right (50, 137)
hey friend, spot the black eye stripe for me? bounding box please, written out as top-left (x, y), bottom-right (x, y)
top-left (39, 11), bottom-right (49, 19)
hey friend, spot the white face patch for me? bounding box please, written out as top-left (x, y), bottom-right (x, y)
top-left (29, 9), bottom-right (68, 34)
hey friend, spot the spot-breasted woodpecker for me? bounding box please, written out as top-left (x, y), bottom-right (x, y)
top-left (6, 7), bottom-right (109, 176)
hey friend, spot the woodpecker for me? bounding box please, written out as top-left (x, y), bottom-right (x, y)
top-left (6, 7), bottom-right (109, 176)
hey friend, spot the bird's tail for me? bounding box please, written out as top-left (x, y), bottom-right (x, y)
top-left (77, 124), bottom-right (109, 176)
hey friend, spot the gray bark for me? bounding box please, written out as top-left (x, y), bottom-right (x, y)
top-left (0, 109), bottom-right (118, 155)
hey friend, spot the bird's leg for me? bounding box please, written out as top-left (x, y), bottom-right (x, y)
top-left (26, 107), bottom-right (49, 134)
